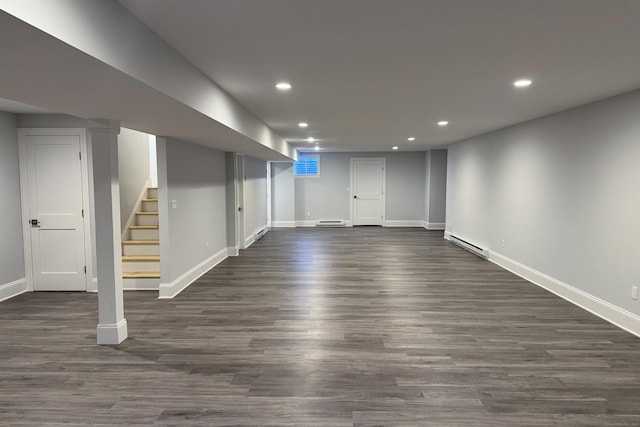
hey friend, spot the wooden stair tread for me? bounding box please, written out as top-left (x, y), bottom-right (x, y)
top-left (136, 211), bottom-right (158, 215)
top-left (129, 225), bottom-right (159, 229)
top-left (123, 255), bottom-right (160, 261)
top-left (142, 198), bottom-right (158, 202)
top-left (122, 240), bottom-right (160, 245)
top-left (123, 272), bottom-right (160, 279)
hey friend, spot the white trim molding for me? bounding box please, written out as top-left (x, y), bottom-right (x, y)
top-left (97, 318), bottom-right (128, 345)
top-left (123, 278), bottom-right (160, 291)
top-left (489, 250), bottom-right (640, 338)
top-left (227, 246), bottom-right (239, 256)
top-left (424, 222), bottom-right (446, 230)
top-left (158, 247), bottom-right (228, 299)
top-left (271, 221), bottom-right (296, 228)
top-left (122, 177), bottom-right (151, 239)
top-left (295, 220), bottom-right (353, 227)
top-left (384, 220), bottom-right (424, 227)
top-left (0, 278), bottom-right (28, 302)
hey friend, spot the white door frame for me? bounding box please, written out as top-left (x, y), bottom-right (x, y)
top-left (266, 161), bottom-right (272, 228)
top-left (18, 128), bottom-right (94, 292)
top-left (350, 157), bottom-right (387, 226)
top-left (235, 154), bottom-right (246, 250)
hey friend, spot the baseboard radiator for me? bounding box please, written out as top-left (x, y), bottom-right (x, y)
top-left (255, 226), bottom-right (267, 241)
top-left (449, 234), bottom-right (489, 258)
top-left (316, 220), bottom-right (346, 227)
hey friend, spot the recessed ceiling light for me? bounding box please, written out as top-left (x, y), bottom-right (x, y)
top-left (314, 146), bottom-right (320, 151)
top-left (307, 137), bottom-right (315, 143)
top-left (407, 137), bottom-right (415, 141)
top-left (438, 121), bottom-right (449, 126)
top-left (392, 146), bottom-right (399, 150)
top-left (298, 122), bottom-right (308, 128)
top-left (275, 82), bottom-right (292, 90)
top-left (513, 79), bottom-right (532, 88)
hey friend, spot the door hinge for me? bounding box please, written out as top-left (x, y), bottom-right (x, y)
top-left (79, 151), bottom-right (82, 160)
top-left (84, 266), bottom-right (87, 274)
top-left (81, 209), bottom-right (84, 218)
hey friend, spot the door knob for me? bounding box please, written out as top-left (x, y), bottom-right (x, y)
top-left (29, 219), bottom-right (40, 228)
top-left (353, 195), bottom-right (357, 199)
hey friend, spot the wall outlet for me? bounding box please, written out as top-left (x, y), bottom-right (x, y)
top-left (501, 240), bottom-right (506, 248)
top-left (632, 286), bottom-right (638, 300)
top-left (171, 199), bottom-right (177, 209)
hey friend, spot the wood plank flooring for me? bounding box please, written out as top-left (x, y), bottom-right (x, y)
top-left (2, 228), bottom-right (640, 426)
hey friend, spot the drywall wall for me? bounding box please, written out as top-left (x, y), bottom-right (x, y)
top-left (0, 112), bottom-right (25, 285)
top-left (118, 127), bottom-right (150, 231)
top-left (164, 139), bottom-right (227, 282)
top-left (243, 155), bottom-right (268, 240)
top-left (446, 89), bottom-right (640, 321)
top-left (425, 149), bottom-right (447, 227)
top-left (271, 162), bottom-right (295, 225)
top-left (294, 152), bottom-right (425, 224)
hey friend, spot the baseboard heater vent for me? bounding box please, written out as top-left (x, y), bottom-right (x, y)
top-left (255, 227), bottom-right (267, 241)
top-left (449, 234), bottom-right (489, 258)
top-left (316, 220), bottom-right (346, 227)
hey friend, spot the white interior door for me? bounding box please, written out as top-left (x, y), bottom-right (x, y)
top-left (23, 133), bottom-right (87, 291)
top-left (351, 158), bottom-right (386, 226)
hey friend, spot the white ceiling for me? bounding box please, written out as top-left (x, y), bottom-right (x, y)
top-left (118, 0), bottom-right (640, 152)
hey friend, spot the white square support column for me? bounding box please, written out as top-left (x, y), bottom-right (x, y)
top-left (90, 125), bottom-right (128, 345)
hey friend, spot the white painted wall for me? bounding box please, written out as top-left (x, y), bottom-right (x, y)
top-left (0, 112), bottom-right (25, 285)
top-left (118, 127), bottom-right (150, 231)
top-left (164, 139), bottom-right (228, 282)
top-left (293, 152), bottom-right (425, 224)
top-left (425, 149), bottom-right (447, 227)
top-left (271, 162), bottom-right (295, 225)
top-left (243, 155), bottom-right (269, 240)
top-left (446, 89), bottom-right (640, 320)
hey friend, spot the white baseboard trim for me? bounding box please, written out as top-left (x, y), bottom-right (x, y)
top-left (0, 278), bottom-right (28, 302)
top-left (424, 222), bottom-right (446, 230)
top-left (244, 233), bottom-right (256, 249)
top-left (272, 221), bottom-right (296, 228)
top-left (123, 278), bottom-right (160, 291)
top-left (384, 220), bottom-right (424, 227)
top-left (295, 220), bottom-right (353, 227)
top-left (158, 247), bottom-right (228, 299)
top-left (444, 230), bottom-right (452, 240)
top-left (228, 246), bottom-right (239, 256)
top-left (488, 250), bottom-right (640, 338)
top-left (87, 277), bottom-right (98, 293)
top-left (97, 319), bottom-right (128, 345)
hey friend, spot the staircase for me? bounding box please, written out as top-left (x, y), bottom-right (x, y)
top-left (122, 187), bottom-right (160, 284)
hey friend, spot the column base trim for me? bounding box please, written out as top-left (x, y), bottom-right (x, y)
top-left (97, 319), bottom-right (128, 345)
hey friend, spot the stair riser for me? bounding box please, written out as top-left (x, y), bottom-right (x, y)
top-left (122, 261), bottom-right (160, 272)
top-left (122, 245), bottom-right (160, 256)
top-left (136, 215), bottom-right (159, 226)
top-left (141, 200), bottom-right (158, 212)
top-left (130, 229), bottom-right (159, 240)
top-left (147, 188), bottom-right (158, 199)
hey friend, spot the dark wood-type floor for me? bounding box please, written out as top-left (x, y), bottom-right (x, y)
top-left (2, 228), bottom-right (640, 426)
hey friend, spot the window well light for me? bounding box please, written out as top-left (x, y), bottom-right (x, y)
top-left (407, 137), bottom-right (416, 141)
top-left (392, 146), bottom-right (399, 150)
top-left (438, 121), bottom-right (449, 126)
top-left (513, 79), bottom-right (532, 88)
top-left (307, 137), bottom-right (315, 143)
top-left (298, 122), bottom-right (308, 128)
top-left (275, 82), bottom-right (292, 90)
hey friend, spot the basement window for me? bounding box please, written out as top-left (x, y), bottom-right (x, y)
top-left (294, 156), bottom-right (320, 177)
